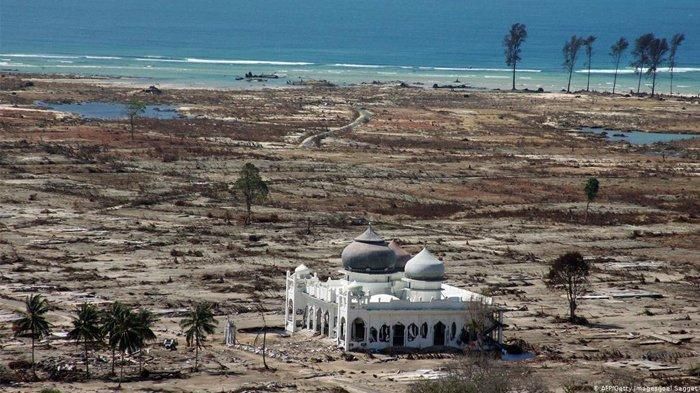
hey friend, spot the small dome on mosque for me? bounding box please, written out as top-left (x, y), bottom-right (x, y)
top-left (341, 225), bottom-right (397, 274)
top-left (404, 248), bottom-right (445, 281)
top-left (370, 294), bottom-right (400, 302)
top-left (294, 264), bottom-right (311, 275)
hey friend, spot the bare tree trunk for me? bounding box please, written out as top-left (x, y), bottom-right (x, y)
top-left (511, 62), bottom-right (516, 91)
top-left (636, 67), bottom-right (643, 94)
top-left (31, 333), bottom-right (35, 375)
top-left (569, 299), bottom-right (577, 321)
top-left (586, 56), bottom-right (592, 91)
top-left (612, 59), bottom-right (620, 94)
top-left (584, 200), bottom-right (590, 223)
top-left (567, 68), bottom-right (573, 93)
top-left (567, 278), bottom-right (576, 321)
top-left (111, 347), bottom-right (116, 375)
top-left (194, 342), bottom-right (199, 371)
top-left (119, 352), bottom-right (124, 388)
top-left (670, 67), bottom-right (674, 95)
top-left (651, 71), bottom-right (657, 97)
top-left (85, 342), bottom-right (90, 378)
top-left (245, 198), bottom-right (252, 225)
top-left (262, 329), bottom-right (268, 369)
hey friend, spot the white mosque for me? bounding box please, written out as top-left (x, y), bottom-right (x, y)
top-left (284, 226), bottom-right (503, 351)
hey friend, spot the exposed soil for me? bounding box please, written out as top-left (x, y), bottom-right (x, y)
top-left (0, 73), bottom-right (698, 392)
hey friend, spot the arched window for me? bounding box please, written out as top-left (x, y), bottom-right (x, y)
top-left (369, 327), bottom-right (378, 342)
top-left (287, 300), bottom-right (294, 321)
top-left (339, 317), bottom-right (346, 340)
top-left (451, 322), bottom-right (457, 340)
top-left (351, 318), bottom-right (366, 342)
top-left (420, 323), bottom-right (428, 338)
top-left (392, 324), bottom-right (405, 346)
top-left (379, 325), bottom-right (390, 342)
top-left (323, 311), bottom-right (330, 336)
top-left (296, 309), bottom-right (305, 328)
top-left (407, 323), bottom-right (419, 341)
top-left (315, 309), bottom-right (322, 333)
top-left (433, 322), bottom-right (446, 346)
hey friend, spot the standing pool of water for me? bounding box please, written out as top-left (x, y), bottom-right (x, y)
top-left (580, 127), bottom-right (698, 145)
top-left (501, 351), bottom-right (536, 361)
top-left (35, 101), bottom-right (181, 120)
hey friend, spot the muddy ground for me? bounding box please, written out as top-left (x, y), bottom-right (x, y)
top-left (0, 74), bottom-right (698, 392)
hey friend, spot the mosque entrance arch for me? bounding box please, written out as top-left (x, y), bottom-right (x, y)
top-left (296, 308), bottom-right (305, 328)
top-left (351, 318), bottom-right (366, 342)
top-left (323, 311), bottom-right (330, 336)
top-left (339, 317), bottom-right (346, 340)
top-left (392, 323), bottom-right (405, 347)
top-left (315, 308), bottom-right (322, 333)
top-left (433, 322), bottom-right (446, 346)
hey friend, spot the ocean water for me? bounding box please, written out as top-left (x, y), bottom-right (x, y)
top-left (0, 0), bottom-right (698, 93)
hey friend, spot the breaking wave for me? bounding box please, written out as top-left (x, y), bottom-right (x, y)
top-left (579, 67), bottom-right (700, 74)
top-left (135, 57), bottom-right (187, 63)
top-left (332, 63), bottom-right (388, 68)
top-left (0, 53), bottom-right (124, 61)
top-left (430, 67), bottom-right (541, 72)
top-left (0, 53), bottom-right (80, 59)
top-left (186, 58), bottom-right (314, 65)
top-left (84, 55), bottom-right (123, 60)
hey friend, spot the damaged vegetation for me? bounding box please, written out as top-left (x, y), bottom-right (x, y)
top-left (0, 76), bottom-right (698, 391)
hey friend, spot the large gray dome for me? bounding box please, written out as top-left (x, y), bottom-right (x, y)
top-left (341, 226), bottom-right (397, 274)
top-left (388, 240), bottom-right (412, 271)
top-left (404, 248), bottom-right (445, 281)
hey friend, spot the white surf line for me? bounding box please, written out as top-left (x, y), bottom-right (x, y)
top-left (299, 108), bottom-right (371, 148)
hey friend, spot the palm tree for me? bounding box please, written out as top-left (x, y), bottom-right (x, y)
top-left (632, 33), bottom-right (654, 94)
top-left (503, 23), bottom-right (528, 91)
top-left (67, 303), bottom-right (102, 378)
top-left (134, 309), bottom-right (158, 374)
top-left (609, 37), bottom-right (629, 94)
top-left (583, 35), bottom-right (597, 91)
top-left (101, 302), bottom-right (127, 375)
top-left (646, 37), bottom-right (669, 97)
top-left (180, 302), bottom-right (218, 371)
top-left (668, 33), bottom-right (686, 95)
top-left (13, 294), bottom-right (52, 374)
top-left (109, 306), bottom-right (140, 388)
top-left (563, 35), bottom-right (585, 93)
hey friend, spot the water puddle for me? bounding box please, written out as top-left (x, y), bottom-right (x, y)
top-left (501, 351), bottom-right (536, 361)
top-left (35, 101), bottom-right (181, 120)
top-left (580, 127), bottom-right (697, 145)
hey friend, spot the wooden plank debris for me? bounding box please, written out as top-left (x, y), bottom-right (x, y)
top-left (648, 333), bottom-right (682, 345)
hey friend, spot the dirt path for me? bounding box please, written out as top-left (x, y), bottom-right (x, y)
top-left (299, 108), bottom-right (371, 147)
